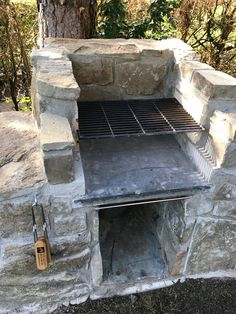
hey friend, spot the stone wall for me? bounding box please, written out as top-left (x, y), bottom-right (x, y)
top-left (0, 39), bottom-right (236, 313)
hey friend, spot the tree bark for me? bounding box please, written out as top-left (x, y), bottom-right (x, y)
top-left (42, 0), bottom-right (97, 39)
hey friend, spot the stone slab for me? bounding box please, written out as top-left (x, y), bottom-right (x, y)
top-left (40, 112), bottom-right (75, 151)
top-left (0, 112), bottom-right (46, 200)
top-left (186, 219), bottom-right (236, 274)
top-left (71, 55), bottom-right (113, 86)
top-left (31, 47), bottom-right (70, 67)
top-left (54, 211), bottom-right (87, 236)
top-left (116, 61), bottom-right (167, 96)
top-left (44, 149), bottom-right (74, 184)
top-left (192, 69), bottom-right (236, 100)
top-left (177, 61), bottom-right (213, 82)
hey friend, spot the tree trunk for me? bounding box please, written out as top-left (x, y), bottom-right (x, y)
top-left (42, 0), bottom-right (97, 39)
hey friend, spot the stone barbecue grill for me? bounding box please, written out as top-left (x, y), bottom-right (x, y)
top-left (1, 38), bottom-right (236, 313)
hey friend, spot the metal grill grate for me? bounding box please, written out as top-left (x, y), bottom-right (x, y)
top-left (78, 98), bottom-right (204, 139)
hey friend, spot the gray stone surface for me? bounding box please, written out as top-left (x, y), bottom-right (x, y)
top-left (184, 194), bottom-right (214, 216)
top-left (71, 55), bottom-right (113, 86)
top-left (31, 47), bottom-right (70, 67)
top-left (177, 61), bottom-right (213, 82)
top-left (212, 201), bottom-right (236, 218)
top-left (209, 111), bottom-right (236, 167)
top-left (54, 211), bottom-right (87, 236)
top-left (192, 69), bottom-right (236, 100)
top-left (79, 135), bottom-right (208, 201)
top-left (186, 219), bottom-right (236, 274)
top-left (37, 71), bottom-right (80, 100)
top-left (38, 95), bottom-right (78, 134)
top-left (40, 112), bottom-right (75, 151)
top-left (0, 112), bottom-right (46, 200)
top-left (116, 61), bottom-right (167, 95)
top-left (0, 202), bottom-right (33, 238)
top-left (214, 182), bottom-right (236, 200)
top-left (43, 149), bottom-right (74, 184)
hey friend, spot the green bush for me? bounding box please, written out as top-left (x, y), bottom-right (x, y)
top-left (0, 0), bottom-right (38, 110)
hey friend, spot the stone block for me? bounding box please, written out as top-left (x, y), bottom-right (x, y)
top-left (0, 207), bottom-right (32, 238)
top-left (51, 248), bottom-right (91, 275)
top-left (191, 69), bottom-right (236, 100)
top-left (54, 211), bottom-right (87, 236)
top-left (213, 201), bottom-right (236, 218)
top-left (2, 239), bottom-right (33, 261)
top-left (116, 61), bottom-right (167, 95)
top-left (177, 61), bottom-right (213, 82)
top-left (184, 194), bottom-right (214, 217)
top-left (214, 182), bottom-right (236, 201)
top-left (209, 111), bottom-right (236, 167)
top-left (40, 112), bottom-right (75, 151)
top-left (31, 47), bottom-right (69, 67)
top-left (71, 55), bottom-right (113, 85)
top-left (38, 95), bottom-right (78, 133)
top-left (78, 84), bottom-right (123, 101)
top-left (51, 232), bottom-right (91, 259)
top-left (37, 70), bottom-right (80, 100)
top-left (43, 149), bottom-right (74, 184)
top-left (186, 219), bottom-right (236, 274)
top-left (174, 86), bottom-right (208, 126)
top-left (49, 196), bottom-right (73, 214)
top-left (0, 112), bottom-right (46, 200)
top-left (90, 243), bottom-right (103, 287)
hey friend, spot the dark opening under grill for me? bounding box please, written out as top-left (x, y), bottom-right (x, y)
top-left (78, 98), bottom-right (204, 139)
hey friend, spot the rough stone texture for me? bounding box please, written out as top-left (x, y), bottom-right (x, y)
top-left (43, 149), bottom-right (74, 184)
top-left (116, 61), bottom-right (167, 96)
top-left (177, 61), bottom-right (213, 82)
top-left (54, 211), bottom-right (87, 236)
top-left (31, 47), bottom-right (70, 67)
top-left (209, 111), bottom-right (236, 167)
top-left (184, 193), bottom-right (214, 216)
top-left (191, 69), bottom-right (236, 100)
top-left (71, 55), bottom-right (113, 86)
top-left (212, 201), bottom-right (236, 218)
top-left (37, 71), bottom-right (80, 100)
top-left (0, 112), bottom-right (46, 200)
top-left (40, 112), bottom-right (75, 151)
top-left (38, 95), bottom-right (78, 134)
top-left (186, 219), bottom-right (236, 274)
top-left (40, 38), bottom-right (199, 101)
top-left (0, 202), bottom-right (34, 238)
top-left (214, 182), bottom-right (236, 201)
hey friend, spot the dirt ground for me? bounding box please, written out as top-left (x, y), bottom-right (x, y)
top-left (53, 278), bottom-right (236, 314)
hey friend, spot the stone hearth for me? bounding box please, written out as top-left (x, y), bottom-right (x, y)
top-left (0, 39), bottom-right (236, 314)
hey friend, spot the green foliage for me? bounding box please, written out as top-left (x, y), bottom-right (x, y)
top-left (97, 0), bottom-right (128, 38)
top-left (0, 0), bottom-right (37, 110)
top-left (176, 0), bottom-right (236, 77)
top-left (97, 0), bottom-right (181, 39)
top-left (147, 0), bottom-right (181, 39)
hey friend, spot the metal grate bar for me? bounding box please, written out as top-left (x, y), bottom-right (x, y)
top-left (78, 98), bottom-right (204, 139)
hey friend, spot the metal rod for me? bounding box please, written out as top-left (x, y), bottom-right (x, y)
top-left (95, 196), bottom-right (190, 210)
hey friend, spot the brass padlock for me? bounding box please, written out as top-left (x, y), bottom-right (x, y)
top-left (32, 196), bottom-right (51, 270)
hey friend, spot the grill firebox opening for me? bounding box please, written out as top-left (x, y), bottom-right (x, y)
top-left (99, 203), bottom-right (166, 283)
